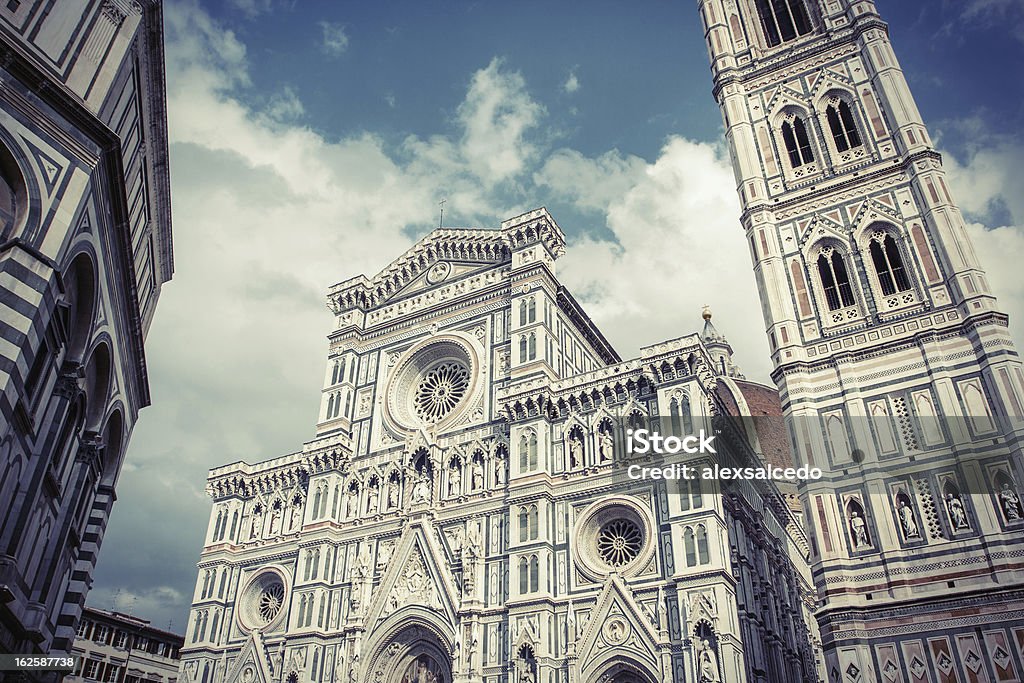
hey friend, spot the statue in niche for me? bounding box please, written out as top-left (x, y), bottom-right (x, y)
top-left (269, 504), bottom-right (282, 535)
top-left (568, 432), bottom-right (583, 469)
top-left (387, 476), bottom-right (401, 509)
top-left (412, 470), bottom-right (431, 504)
top-left (346, 487), bottom-right (359, 518)
top-left (697, 639), bottom-right (719, 682)
top-left (599, 429), bottom-right (613, 462)
top-left (448, 464), bottom-right (461, 497)
top-left (896, 498), bottom-right (919, 538)
top-left (494, 451), bottom-right (507, 486)
top-left (945, 492), bottom-right (969, 530)
top-left (377, 541), bottom-right (394, 569)
top-left (290, 501), bottom-right (302, 531)
top-left (466, 523), bottom-right (482, 558)
top-left (999, 481), bottom-right (1023, 521)
top-left (250, 507), bottom-right (263, 539)
top-left (450, 527), bottom-right (464, 555)
top-left (366, 482), bottom-right (379, 515)
top-left (849, 510), bottom-right (870, 548)
top-left (471, 458), bottom-right (485, 490)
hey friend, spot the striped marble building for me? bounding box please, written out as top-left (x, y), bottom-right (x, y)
top-left (700, 0), bottom-right (1024, 680)
top-left (0, 0), bottom-right (172, 658)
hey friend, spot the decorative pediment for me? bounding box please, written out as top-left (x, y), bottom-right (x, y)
top-left (328, 228), bottom-right (510, 313)
top-left (576, 576), bottom-right (661, 674)
top-left (766, 84), bottom-right (810, 118)
top-left (799, 212), bottom-right (848, 251)
top-left (222, 631), bottom-right (275, 683)
top-left (811, 66), bottom-right (855, 102)
top-left (364, 520), bottom-right (460, 629)
top-left (850, 196), bottom-right (903, 238)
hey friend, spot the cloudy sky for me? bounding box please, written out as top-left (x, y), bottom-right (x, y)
top-left (88, 0), bottom-right (1024, 632)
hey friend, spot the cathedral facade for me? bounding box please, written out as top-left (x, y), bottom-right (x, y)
top-left (180, 209), bottom-right (821, 683)
top-left (0, 0), bottom-right (172, 658)
top-left (700, 0), bottom-right (1024, 681)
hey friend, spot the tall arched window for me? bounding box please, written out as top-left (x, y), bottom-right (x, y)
top-left (869, 234), bottom-right (911, 295)
top-left (755, 0), bottom-right (813, 47)
top-left (312, 489), bottom-right (322, 520)
top-left (519, 434), bottom-right (530, 471)
top-left (527, 297), bottom-right (536, 323)
top-left (527, 332), bottom-right (537, 360)
top-left (826, 100), bottom-right (862, 152)
top-left (519, 557), bottom-right (530, 593)
top-left (519, 335), bottom-right (528, 362)
top-left (519, 300), bottom-right (527, 326)
top-left (781, 117), bottom-right (814, 168)
top-left (696, 525), bottom-right (710, 564)
top-left (528, 431), bottom-right (538, 469)
top-left (528, 555), bottom-right (539, 592)
top-left (528, 505), bottom-right (539, 540)
top-left (684, 528), bottom-right (697, 567)
top-left (817, 248), bottom-right (855, 310)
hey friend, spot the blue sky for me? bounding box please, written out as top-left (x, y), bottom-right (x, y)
top-left (87, 0), bottom-right (1024, 632)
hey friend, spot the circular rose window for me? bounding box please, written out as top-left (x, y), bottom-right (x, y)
top-left (572, 496), bottom-right (655, 581)
top-left (414, 361), bottom-right (470, 422)
top-left (237, 569), bottom-right (288, 632)
top-left (597, 519), bottom-right (643, 567)
top-left (386, 338), bottom-right (479, 430)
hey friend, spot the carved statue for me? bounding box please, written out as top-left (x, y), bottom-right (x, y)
top-left (471, 459), bottom-right (485, 490)
top-left (269, 506), bottom-right (282, 535)
top-left (346, 490), bottom-right (359, 518)
top-left (250, 509), bottom-right (262, 539)
top-left (849, 510), bottom-right (869, 548)
top-left (448, 466), bottom-right (461, 497)
top-left (599, 430), bottom-right (613, 462)
top-left (387, 477), bottom-right (401, 509)
top-left (290, 503), bottom-right (302, 532)
top-left (412, 471), bottom-right (431, 504)
top-left (697, 639), bottom-right (719, 682)
top-left (366, 483), bottom-right (379, 515)
top-left (945, 492), bottom-right (969, 530)
top-left (568, 432), bottom-right (583, 468)
top-left (897, 500), bottom-right (919, 538)
top-left (494, 452), bottom-right (507, 486)
top-left (999, 482), bottom-right (1023, 521)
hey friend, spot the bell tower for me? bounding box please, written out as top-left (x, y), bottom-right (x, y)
top-left (699, 0), bottom-right (1024, 681)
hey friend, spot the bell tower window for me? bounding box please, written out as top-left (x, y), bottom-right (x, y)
top-left (817, 248), bottom-right (855, 311)
top-left (869, 233), bottom-right (911, 295)
top-left (782, 118), bottom-right (814, 168)
top-left (826, 100), bottom-right (862, 152)
top-left (755, 0), bottom-right (813, 48)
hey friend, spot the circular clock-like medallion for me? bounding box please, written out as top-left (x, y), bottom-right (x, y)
top-left (414, 361), bottom-right (470, 422)
top-left (258, 582), bottom-right (284, 622)
top-left (572, 496), bottom-right (656, 581)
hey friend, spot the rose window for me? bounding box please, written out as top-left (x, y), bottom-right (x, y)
top-left (413, 361), bottom-right (470, 423)
top-left (237, 569), bottom-right (288, 632)
top-left (258, 582), bottom-right (284, 623)
top-left (597, 519), bottom-right (643, 567)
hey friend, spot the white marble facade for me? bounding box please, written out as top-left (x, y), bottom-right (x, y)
top-left (180, 209), bottom-right (819, 683)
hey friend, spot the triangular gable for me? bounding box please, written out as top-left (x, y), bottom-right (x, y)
top-left (364, 519), bottom-right (460, 629)
top-left (850, 197), bottom-right (902, 236)
top-left (575, 576), bottom-right (661, 673)
top-left (811, 66), bottom-right (855, 102)
top-left (329, 228), bottom-right (510, 312)
top-left (223, 631), bottom-right (275, 683)
top-left (387, 260), bottom-right (500, 302)
top-left (766, 84), bottom-right (809, 117)
top-left (799, 212), bottom-right (847, 250)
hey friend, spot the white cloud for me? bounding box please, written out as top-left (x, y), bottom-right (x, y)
top-left (563, 69), bottom-right (580, 94)
top-left (961, 0), bottom-right (1024, 41)
top-left (227, 0), bottom-right (273, 19)
top-left (319, 20), bottom-right (350, 56)
top-left (548, 138), bottom-right (771, 380)
top-left (265, 86), bottom-right (305, 121)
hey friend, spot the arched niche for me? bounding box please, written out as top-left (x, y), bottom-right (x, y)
top-left (99, 409), bottom-right (124, 487)
top-left (83, 342), bottom-right (112, 431)
top-left (0, 140), bottom-right (27, 239)
top-left (64, 253), bottom-right (98, 362)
